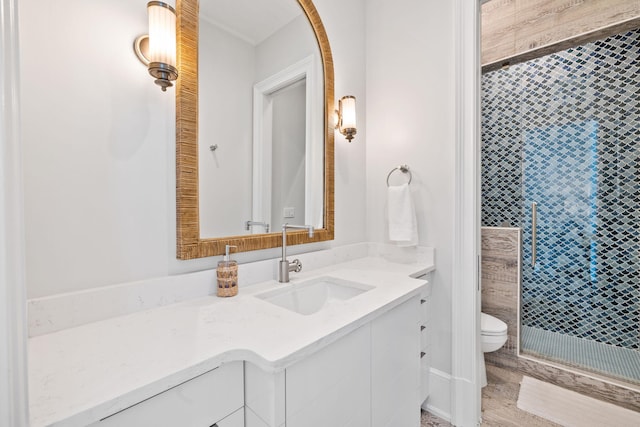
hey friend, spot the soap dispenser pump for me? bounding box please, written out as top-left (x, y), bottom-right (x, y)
top-left (217, 245), bottom-right (238, 297)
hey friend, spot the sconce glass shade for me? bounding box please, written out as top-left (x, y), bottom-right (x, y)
top-left (338, 95), bottom-right (357, 142)
top-left (147, 1), bottom-right (178, 91)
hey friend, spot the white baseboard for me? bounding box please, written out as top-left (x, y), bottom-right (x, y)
top-left (422, 368), bottom-right (452, 422)
top-left (452, 374), bottom-right (480, 426)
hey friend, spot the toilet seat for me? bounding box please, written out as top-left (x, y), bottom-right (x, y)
top-left (481, 312), bottom-right (507, 335)
top-left (480, 312), bottom-right (508, 353)
top-left (483, 332), bottom-right (506, 337)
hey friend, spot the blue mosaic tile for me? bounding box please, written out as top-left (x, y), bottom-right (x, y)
top-left (482, 29), bottom-right (640, 349)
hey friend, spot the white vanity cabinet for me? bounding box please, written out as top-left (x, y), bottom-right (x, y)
top-left (246, 294), bottom-right (423, 427)
top-left (29, 256), bottom-right (436, 427)
top-left (90, 361), bottom-right (244, 427)
top-left (371, 297), bottom-right (421, 427)
top-left (286, 324), bottom-right (372, 427)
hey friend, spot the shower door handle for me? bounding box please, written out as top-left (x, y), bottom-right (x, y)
top-left (531, 202), bottom-right (537, 267)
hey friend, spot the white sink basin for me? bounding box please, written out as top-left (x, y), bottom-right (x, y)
top-left (256, 276), bottom-right (373, 315)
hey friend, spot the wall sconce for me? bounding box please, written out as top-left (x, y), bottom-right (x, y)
top-left (133, 1), bottom-right (178, 91)
top-left (335, 95), bottom-right (357, 142)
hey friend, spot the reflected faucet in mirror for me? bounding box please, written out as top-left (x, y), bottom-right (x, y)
top-left (245, 220), bottom-right (270, 233)
top-left (279, 224), bottom-right (314, 283)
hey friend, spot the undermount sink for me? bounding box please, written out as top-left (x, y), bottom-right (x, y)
top-left (256, 276), bottom-right (373, 315)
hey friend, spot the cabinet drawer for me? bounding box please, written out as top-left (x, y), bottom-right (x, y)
top-left (93, 361), bottom-right (243, 427)
top-left (420, 297), bottom-right (430, 324)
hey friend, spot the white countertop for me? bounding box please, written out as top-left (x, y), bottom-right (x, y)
top-left (29, 256), bottom-right (434, 427)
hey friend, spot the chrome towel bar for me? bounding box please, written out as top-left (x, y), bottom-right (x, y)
top-left (386, 164), bottom-right (412, 187)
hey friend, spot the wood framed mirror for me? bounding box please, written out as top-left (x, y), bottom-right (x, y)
top-left (175, 0), bottom-right (334, 259)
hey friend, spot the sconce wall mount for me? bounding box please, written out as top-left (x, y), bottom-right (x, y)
top-left (149, 61), bottom-right (178, 92)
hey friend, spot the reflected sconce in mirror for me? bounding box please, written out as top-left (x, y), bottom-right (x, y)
top-left (133, 1), bottom-right (178, 91)
top-left (335, 95), bottom-right (357, 142)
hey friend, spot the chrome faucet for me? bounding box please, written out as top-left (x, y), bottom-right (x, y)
top-left (279, 223), bottom-right (314, 283)
top-left (245, 220), bottom-right (270, 233)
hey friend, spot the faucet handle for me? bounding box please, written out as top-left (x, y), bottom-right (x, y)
top-left (292, 259), bottom-right (303, 273)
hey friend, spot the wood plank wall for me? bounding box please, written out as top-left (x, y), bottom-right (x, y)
top-left (481, 227), bottom-right (521, 367)
top-left (482, 0), bottom-right (640, 71)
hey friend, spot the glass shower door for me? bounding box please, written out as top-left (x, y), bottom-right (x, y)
top-left (521, 120), bottom-right (599, 348)
top-left (520, 117), bottom-right (640, 384)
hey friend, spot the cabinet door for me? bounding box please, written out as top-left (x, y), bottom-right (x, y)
top-left (244, 362), bottom-right (286, 427)
top-left (214, 407), bottom-right (244, 427)
top-left (420, 354), bottom-right (430, 404)
top-left (93, 361), bottom-right (243, 427)
top-left (286, 324), bottom-right (371, 427)
top-left (372, 297), bottom-right (421, 427)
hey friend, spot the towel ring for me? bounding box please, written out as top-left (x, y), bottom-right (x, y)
top-left (386, 165), bottom-right (412, 187)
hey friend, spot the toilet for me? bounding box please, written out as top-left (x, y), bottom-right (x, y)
top-left (480, 312), bottom-right (508, 387)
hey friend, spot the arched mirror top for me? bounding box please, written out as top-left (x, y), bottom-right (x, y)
top-left (175, 0), bottom-right (334, 259)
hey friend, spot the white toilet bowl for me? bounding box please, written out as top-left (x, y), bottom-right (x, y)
top-left (480, 312), bottom-right (508, 387)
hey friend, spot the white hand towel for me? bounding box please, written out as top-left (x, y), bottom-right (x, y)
top-left (387, 183), bottom-right (418, 246)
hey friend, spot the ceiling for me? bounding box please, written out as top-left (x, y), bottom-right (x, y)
top-left (200, 0), bottom-right (304, 46)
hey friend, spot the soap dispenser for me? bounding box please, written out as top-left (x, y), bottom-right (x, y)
top-left (217, 245), bottom-right (238, 297)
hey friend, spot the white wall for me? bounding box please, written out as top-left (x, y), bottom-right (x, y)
top-left (20, 0), bottom-right (175, 299)
top-left (323, 0), bottom-right (367, 244)
top-left (255, 14), bottom-right (320, 83)
top-left (19, 0), bottom-right (367, 299)
top-left (365, 0), bottom-right (455, 403)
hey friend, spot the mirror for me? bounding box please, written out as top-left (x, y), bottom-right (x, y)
top-left (176, 0), bottom-right (334, 259)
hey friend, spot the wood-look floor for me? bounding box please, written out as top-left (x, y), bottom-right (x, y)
top-left (421, 409), bottom-right (453, 427)
top-left (481, 364), bottom-right (560, 426)
top-left (421, 363), bottom-right (560, 426)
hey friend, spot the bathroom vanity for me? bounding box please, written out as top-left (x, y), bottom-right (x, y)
top-left (28, 255), bottom-right (434, 427)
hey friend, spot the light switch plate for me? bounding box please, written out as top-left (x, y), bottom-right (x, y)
top-left (284, 207), bottom-right (295, 218)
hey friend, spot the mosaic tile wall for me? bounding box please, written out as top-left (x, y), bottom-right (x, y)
top-left (481, 29), bottom-right (640, 349)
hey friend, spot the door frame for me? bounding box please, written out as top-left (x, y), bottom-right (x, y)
top-left (451, 0), bottom-right (482, 425)
top-left (0, 0), bottom-right (30, 424)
